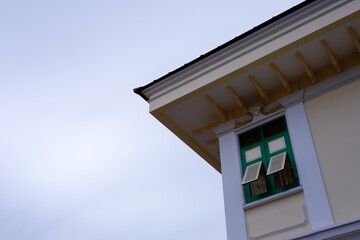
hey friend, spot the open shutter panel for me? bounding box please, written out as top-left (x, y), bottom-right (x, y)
top-left (242, 161), bottom-right (262, 185)
top-left (266, 152), bottom-right (287, 175)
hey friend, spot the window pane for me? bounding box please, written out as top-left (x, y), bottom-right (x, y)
top-left (263, 118), bottom-right (286, 138)
top-left (245, 146), bottom-right (262, 162)
top-left (240, 128), bottom-right (261, 147)
top-left (274, 160), bottom-right (294, 188)
top-left (268, 136), bottom-right (286, 154)
top-left (250, 166), bottom-right (267, 196)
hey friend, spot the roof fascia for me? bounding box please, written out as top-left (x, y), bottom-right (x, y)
top-left (136, 0), bottom-right (338, 101)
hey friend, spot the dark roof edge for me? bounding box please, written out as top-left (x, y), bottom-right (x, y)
top-left (133, 86), bottom-right (148, 101)
top-left (133, 0), bottom-right (316, 101)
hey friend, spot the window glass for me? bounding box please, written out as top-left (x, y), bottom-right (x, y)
top-left (239, 128), bottom-right (261, 147)
top-left (263, 118), bottom-right (286, 138)
top-left (245, 146), bottom-right (262, 162)
top-left (250, 166), bottom-right (267, 196)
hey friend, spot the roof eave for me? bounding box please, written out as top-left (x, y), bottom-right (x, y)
top-left (133, 0), bottom-right (319, 99)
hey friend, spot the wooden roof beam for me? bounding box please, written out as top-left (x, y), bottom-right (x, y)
top-left (296, 51), bottom-right (317, 84)
top-left (207, 138), bottom-right (218, 144)
top-left (249, 75), bottom-right (269, 103)
top-left (321, 39), bottom-right (341, 73)
top-left (270, 63), bottom-right (291, 93)
top-left (192, 125), bottom-right (213, 135)
top-left (227, 85), bottom-right (247, 113)
top-left (204, 95), bottom-right (226, 122)
top-left (347, 26), bottom-right (360, 54)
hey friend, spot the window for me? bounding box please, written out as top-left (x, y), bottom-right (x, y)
top-left (239, 117), bottom-right (299, 203)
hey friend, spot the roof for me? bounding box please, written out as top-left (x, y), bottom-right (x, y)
top-left (133, 0), bottom-right (316, 100)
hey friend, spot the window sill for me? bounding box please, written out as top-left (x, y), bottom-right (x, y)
top-left (243, 186), bottom-right (303, 210)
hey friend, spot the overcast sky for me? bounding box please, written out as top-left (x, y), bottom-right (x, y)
top-left (0, 1), bottom-right (303, 239)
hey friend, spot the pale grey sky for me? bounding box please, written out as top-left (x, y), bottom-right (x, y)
top-left (0, 1), bottom-right (303, 239)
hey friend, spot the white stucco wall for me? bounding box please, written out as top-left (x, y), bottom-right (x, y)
top-left (246, 192), bottom-right (311, 240)
top-left (305, 79), bottom-right (360, 223)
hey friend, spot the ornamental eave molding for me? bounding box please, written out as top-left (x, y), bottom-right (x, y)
top-left (214, 65), bottom-right (360, 137)
top-left (143, 0), bottom-right (341, 101)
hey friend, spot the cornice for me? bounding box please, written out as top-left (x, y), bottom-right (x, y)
top-left (141, 0), bottom-right (341, 101)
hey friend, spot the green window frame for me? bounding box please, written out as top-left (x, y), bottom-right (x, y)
top-left (239, 117), bottom-right (299, 203)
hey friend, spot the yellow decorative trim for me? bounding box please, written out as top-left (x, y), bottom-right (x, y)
top-left (347, 26), bottom-right (360, 54)
top-left (261, 104), bottom-right (284, 116)
top-left (321, 39), bottom-right (341, 73)
top-left (271, 62), bottom-right (292, 93)
top-left (296, 51), bottom-right (317, 84)
top-left (249, 75), bottom-right (269, 103)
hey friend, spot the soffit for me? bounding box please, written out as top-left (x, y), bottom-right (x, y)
top-left (146, 0), bottom-right (359, 112)
top-left (153, 12), bottom-right (360, 172)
